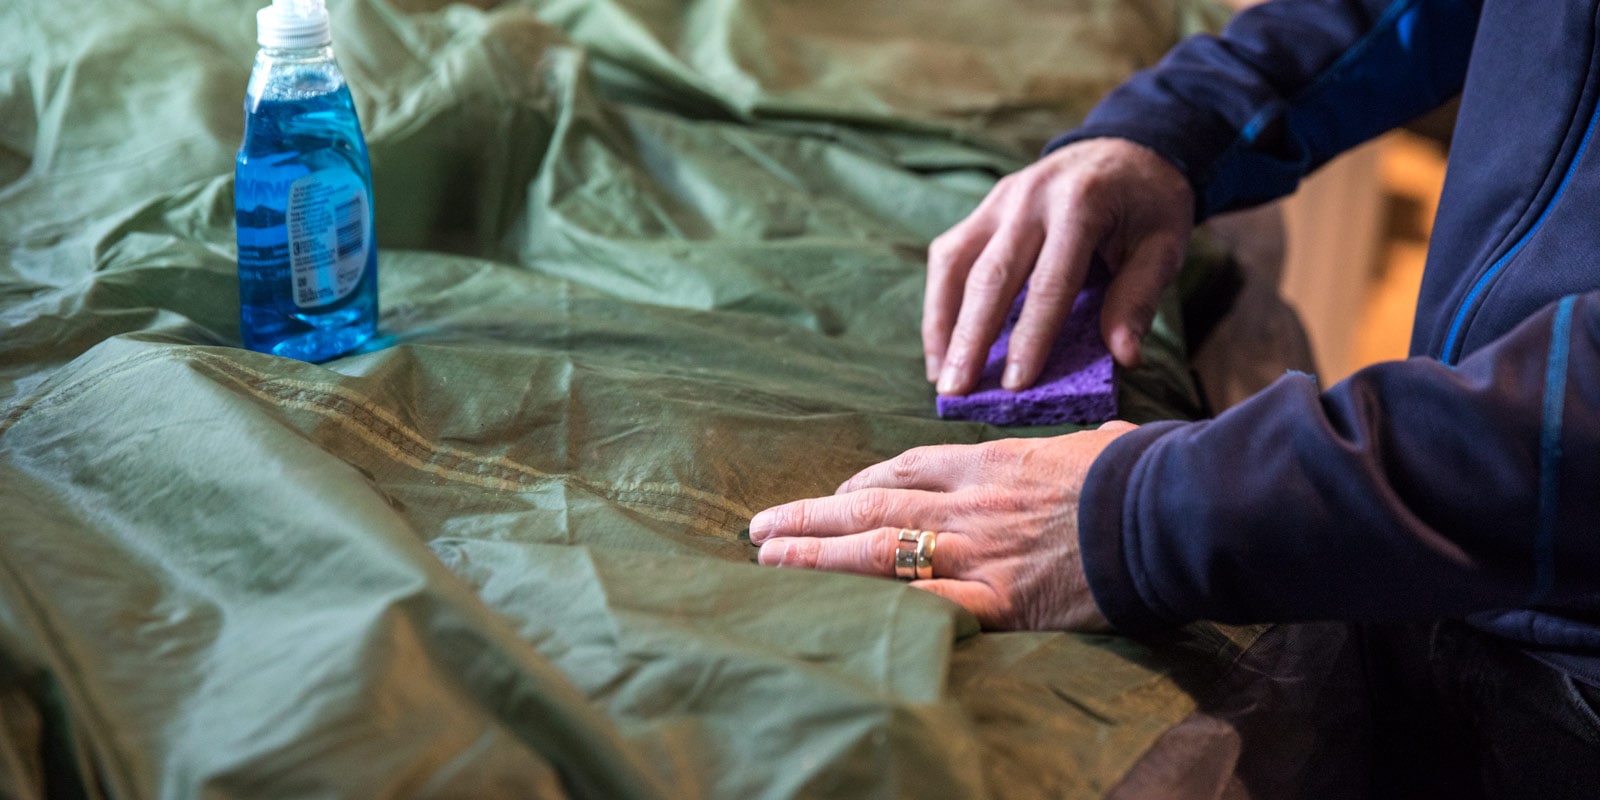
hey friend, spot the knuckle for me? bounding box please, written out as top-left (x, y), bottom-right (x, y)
top-left (977, 440), bottom-right (1021, 469)
top-left (890, 448), bottom-right (926, 482)
top-left (784, 537), bottom-right (821, 568)
top-left (1005, 330), bottom-right (1047, 359)
top-left (1077, 169), bottom-right (1110, 194)
top-left (940, 348), bottom-right (972, 371)
top-left (1025, 280), bottom-right (1072, 307)
top-left (1005, 168), bottom-right (1044, 195)
top-left (928, 233), bottom-right (959, 263)
top-left (849, 489), bottom-right (892, 526)
top-left (1057, 169), bottom-right (1102, 200)
top-left (772, 501), bottom-right (809, 533)
top-left (966, 262), bottom-right (1012, 295)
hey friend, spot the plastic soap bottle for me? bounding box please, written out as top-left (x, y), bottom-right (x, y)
top-left (235, 0), bottom-right (378, 361)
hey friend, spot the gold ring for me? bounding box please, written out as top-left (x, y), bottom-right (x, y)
top-left (915, 530), bottom-right (936, 580)
top-left (894, 529), bottom-right (920, 580)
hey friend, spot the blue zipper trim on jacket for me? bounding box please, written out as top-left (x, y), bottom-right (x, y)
top-left (1201, 0), bottom-right (1475, 219)
top-left (1532, 295), bottom-right (1576, 605)
top-left (1237, 0), bottom-right (1419, 145)
top-left (1441, 101), bottom-right (1600, 365)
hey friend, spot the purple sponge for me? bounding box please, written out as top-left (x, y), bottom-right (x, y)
top-left (934, 282), bottom-right (1116, 426)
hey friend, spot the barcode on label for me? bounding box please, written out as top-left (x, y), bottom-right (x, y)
top-left (335, 198), bottom-right (364, 260)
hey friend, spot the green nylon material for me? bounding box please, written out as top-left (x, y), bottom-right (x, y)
top-left (0, 1), bottom-right (1259, 798)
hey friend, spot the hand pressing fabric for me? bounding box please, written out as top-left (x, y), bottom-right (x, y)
top-left (749, 422), bottom-right (1138, 632)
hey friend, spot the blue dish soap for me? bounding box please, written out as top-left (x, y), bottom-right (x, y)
top-left (236, 0), bottom-right (377, 362)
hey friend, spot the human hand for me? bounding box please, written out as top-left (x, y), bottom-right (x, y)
top-left (924, 138), bottom-right (1194, 395)
top-left (748, 422), bottom-right (1140, 631)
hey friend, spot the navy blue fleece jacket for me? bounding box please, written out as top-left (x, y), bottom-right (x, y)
top-left (1059, 0), bottom-right (1600, 680)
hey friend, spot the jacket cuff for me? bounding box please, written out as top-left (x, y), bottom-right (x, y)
top-left (1078, 420), bottom-right (1191, 632)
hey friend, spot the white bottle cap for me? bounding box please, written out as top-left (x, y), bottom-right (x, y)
top-left (257, 0), bottom-right (332, 49)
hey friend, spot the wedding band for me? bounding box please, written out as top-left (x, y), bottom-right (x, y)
top-left (895, 528), bottom-right (921, 580)
top-left (894, 529), bottom-right (938, 581)
top-left (915, 530), bottom-right (936, 580)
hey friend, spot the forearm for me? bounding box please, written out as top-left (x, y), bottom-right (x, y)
top-left (1081, 291), bottom-right (1600, 630)
top-left (1049, 0), bottom-right (1480, 219)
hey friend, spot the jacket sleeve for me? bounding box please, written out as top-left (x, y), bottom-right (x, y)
top-left (1046, 0), bottom-right (1481, 219)
top-left (1079, 291), bottom-right (1600, 630)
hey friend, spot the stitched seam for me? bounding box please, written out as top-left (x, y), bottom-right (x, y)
top-left (1531, 295), bottom-right (1575, 604)
top-left (6, 347), bottom-right (752, 535)
top-left (197, 359), bottom-right (751, 532)
top-left (0, 349), bottom-right (174, 435)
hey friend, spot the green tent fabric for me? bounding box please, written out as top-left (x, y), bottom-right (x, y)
top-left (0, 1), bottom-right (1345, 797)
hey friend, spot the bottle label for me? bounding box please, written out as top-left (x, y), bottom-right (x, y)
top-left (286, 168), bottom-right (369, 308)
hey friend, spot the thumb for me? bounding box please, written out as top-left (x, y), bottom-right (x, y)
top-left (910, 579), bottom-right (1006, 629)
top-left (1100, 234), bottom-right (1185, 368)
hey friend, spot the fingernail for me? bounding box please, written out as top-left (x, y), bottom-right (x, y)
top-left (925, 354), bottom-right (941, 382)
top-left (759, 540), bottom-right (788, 566)
top-left (1111, 329), bottom-right (1142, 367)
top-left (937, 366), bottom-right (960, 395)
top-left (1002, 362), bottom-right (1024, 391)
top-left (748, 511), bottom-right (773, 543)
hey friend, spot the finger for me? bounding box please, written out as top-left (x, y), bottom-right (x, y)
top-left (749, 488), bottom-right (951, 543)
top-left (836, 444), bottom-right (978, 495)
top-left (936, 220), bottom-right (1044, 395)
top-left (908, 579), bottom-right (1008, 629)
top-left (999, 216), bottom-right (1099, 390)
top-left (759, 527), bottom-right (970, 578)
top-left (923, 223), bottom-right (991, 382)
top-left (1101, 233), bottom-right (1185, 368)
